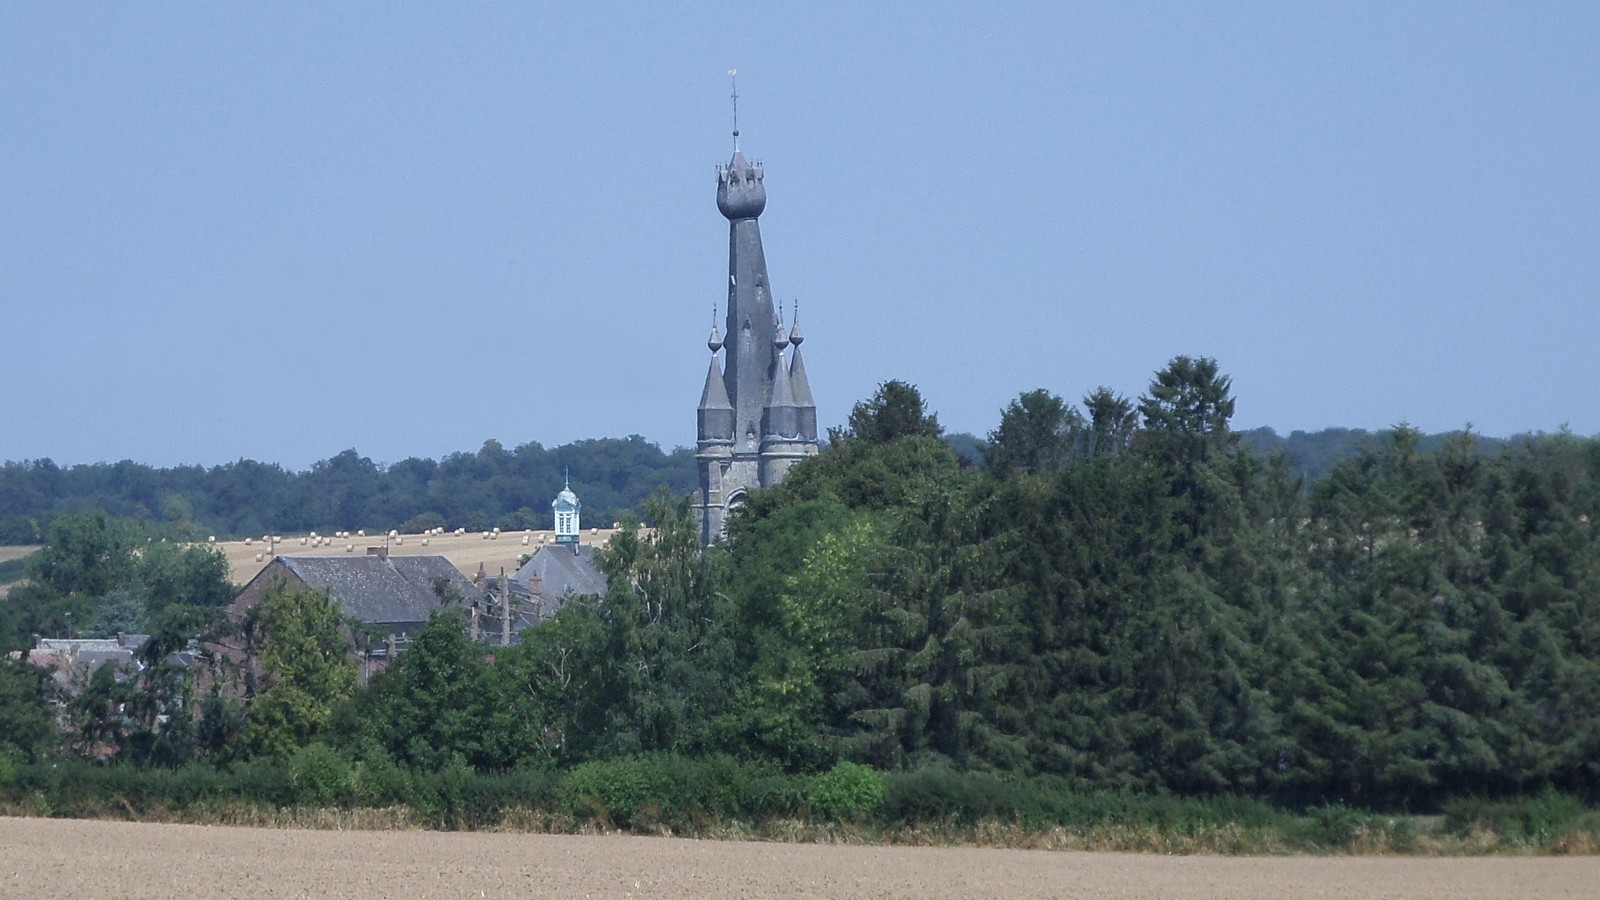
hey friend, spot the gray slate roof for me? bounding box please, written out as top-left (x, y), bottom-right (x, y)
top-left (267, 555), bottom-right (487, 627)
top-left (511, 544), bottom-right (608, 619)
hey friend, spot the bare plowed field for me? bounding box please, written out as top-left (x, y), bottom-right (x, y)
top-left (4, 817), bottom-right (1597, 899)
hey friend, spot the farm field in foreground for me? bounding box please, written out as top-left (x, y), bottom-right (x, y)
top-left (5, 817), bottom-right (1598, 899)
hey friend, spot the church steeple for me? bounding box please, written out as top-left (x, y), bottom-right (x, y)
top-left (716, 144), bottom-right (775, 449)
top-left (695, 79), bottom-right (818, 546)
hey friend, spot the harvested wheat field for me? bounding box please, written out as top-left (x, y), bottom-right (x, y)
top-left (209, 528), bottom-right (622, 585)
top-left (0, 545), bottom-right (39, 565)
top-left (4, 818), bottom-right (1597, 899)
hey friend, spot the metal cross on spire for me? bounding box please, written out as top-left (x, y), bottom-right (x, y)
top-left (728, 68), bottom-right (740, 152)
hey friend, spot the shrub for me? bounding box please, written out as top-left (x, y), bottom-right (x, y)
top-left (288, 744), bottom-right (349, 807)
top-left (351, 754), bottom-right (409, 808)
top-left (554, 754), bottom-right (788, 830)
top-left (230, 757), bottom-right (295, 806)
top-left (1444, 790), bottom-right (1588, 847)
top-left (744, 772), bottom-right (806, 819)
top-left (408, 753), bottom-right (474, 827)
top-left (559, 756), bottom-right (674, 827)
top-left (1299, 803), bottom-right (1371, 848)
top-left (808, 761), bottom-right (885, 822)
top-left (453, 767), bottom-right (557, 828)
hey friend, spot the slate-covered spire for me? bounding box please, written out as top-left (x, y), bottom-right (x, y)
top-left (698, 354), bottom-right (734, 443)
top-left (761, 318), bottom-right (800, 438)
top-left (716, 144), bottom-right (776, 446)
top-left (789, 351), bottom-right (817, 444)
top-left (784, 300), bottom-right (813, 437)
top-left (763, 337), bottom-right (800, 440)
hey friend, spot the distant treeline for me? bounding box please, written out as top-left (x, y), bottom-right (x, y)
top-left (0, 437), bottom-right (696, 544)
top-left (0, 426), bottom-right (1560, 547)
top-left (1237, 426), bottom-right (1549, 485)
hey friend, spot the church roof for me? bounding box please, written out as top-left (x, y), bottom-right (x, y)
top-left (512, 544), bottom-right (609, 618)
top-left (248, 554), bottom-right (486, 628)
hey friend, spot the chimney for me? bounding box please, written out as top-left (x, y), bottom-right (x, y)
top-left (500, 568), bottom-right (511, 648)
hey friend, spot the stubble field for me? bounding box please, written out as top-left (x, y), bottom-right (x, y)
top-left (211, 528), bottom-right (620, 585)
top-left (0, 545), bottom-right (39, 565)
top-left (4, 817), bottom-right (1597, 899)
top-left (0, 530), bottom-right (621, 599)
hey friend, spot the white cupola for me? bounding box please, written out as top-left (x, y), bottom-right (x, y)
top-left (553, 470), bottom-right (580, 545)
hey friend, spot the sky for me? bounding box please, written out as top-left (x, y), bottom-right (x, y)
top-left (2, 2), bottom-right (1596, 470)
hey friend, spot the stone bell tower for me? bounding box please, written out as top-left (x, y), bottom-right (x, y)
top-left (694, 79), bottom-right (818, 546)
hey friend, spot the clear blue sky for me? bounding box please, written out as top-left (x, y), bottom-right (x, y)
top-left (3, 2), bottom-right (1596, 469)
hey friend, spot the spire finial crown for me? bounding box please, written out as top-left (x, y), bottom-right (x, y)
top-left (788, 299), bottom-right (805, 345)
top-left (716, 70), bottom-right (766, 220)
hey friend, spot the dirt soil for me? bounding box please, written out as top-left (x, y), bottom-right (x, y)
top-left (5, 817), bottom-right (1597, 899)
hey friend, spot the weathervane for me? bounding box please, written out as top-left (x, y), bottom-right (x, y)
top-left (729, 68), bottom-right (740, 152)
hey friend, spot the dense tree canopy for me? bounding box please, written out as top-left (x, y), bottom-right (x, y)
top-left (0, 513), bottom-right (234, 653)
top-left (6, 358), bottom-right (1600, 816)
top-left (236, 582), bottom-right (359, 758)
top-left (834, 380), bottom-right (944, 446)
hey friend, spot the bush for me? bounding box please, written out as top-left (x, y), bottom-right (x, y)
top-left (289, 744), bottom-right (350, 807)
top-left (351, 754), bottom-right (410, 808)
top-left (744, 772), bottom-right (806, 819)
top-left (559, 756), bottom-right (676, 827)
top-left (555, 754), bottom-right (792, 830)
top-left (808, 761), bottom-right (885, 822)
top-left (1444, 790), bottom-right (1588, 846)
top-left (407, 753), bottom-right (475, 827)
top-left (1299, 804), bottom-right (1371, 848)
top-left (453, 767), bottom-right (557, 828)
